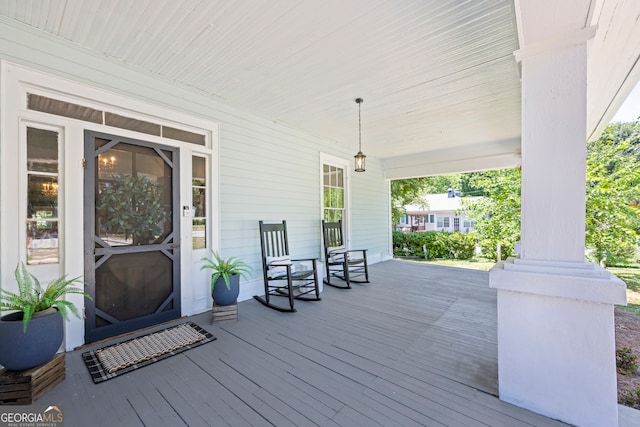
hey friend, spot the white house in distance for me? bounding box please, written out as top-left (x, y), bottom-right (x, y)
top-left (0, 1), bottom-right (638, 425)
top-left (396, 189), bottom-right (481, 233)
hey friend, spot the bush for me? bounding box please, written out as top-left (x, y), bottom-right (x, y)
top-left (617, 347), bottom-right (638, 375)
top-left (392, 231), bottom-right (476, 260)
top-left (447, 232), bottom-right (476, 259)
top-left (478, 239), bottom-right (515, 261)
top-left (587, 242), bottom-right (639, 267)
top-left (392, 231), bottom-right (407, 256)
top-left (621, 388), bottom-right (640, 409)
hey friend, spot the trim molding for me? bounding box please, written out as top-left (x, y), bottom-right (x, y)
top-left (514, 25), bottom-right (598, 63)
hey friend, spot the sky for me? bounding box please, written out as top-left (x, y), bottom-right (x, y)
top-left (611, 81), bottom-right (640, 123)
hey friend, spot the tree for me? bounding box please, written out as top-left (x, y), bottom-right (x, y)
top-left (421, 175), bottom-right (459, 193)
top-left (391, 121), bottom-right (640, 265)
top-left (390, 178), bottom-right (430, 225)
top-left (463, 168), bottom-right (521, 260)
top-left (391, 175), bottom-right (476, 225)
top-left (585, 121), bottom-right (640, 265)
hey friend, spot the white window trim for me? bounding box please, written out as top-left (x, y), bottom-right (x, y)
top-left (319, 153), bottom-right (351, 246)
top-left (191, 153), bottom-right (211, 252)
top-left (20, 121), bottom-right (65, 277)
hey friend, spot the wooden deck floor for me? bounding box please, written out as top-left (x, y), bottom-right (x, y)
top-left (44, 260), bottom-right (576, 426)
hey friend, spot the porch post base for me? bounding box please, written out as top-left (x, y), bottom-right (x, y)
top-left (490, 258), bottom-right (626, 427)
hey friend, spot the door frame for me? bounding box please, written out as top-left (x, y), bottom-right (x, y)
top-left (2, 62), bottom-right (220, 350)
top-left (84, 130), bottom-right (181, 343)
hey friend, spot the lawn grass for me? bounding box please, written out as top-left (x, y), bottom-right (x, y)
top-left (401, 258), bottom-right (497, 271)
top-left (610, 267), bottom-right (640, 316)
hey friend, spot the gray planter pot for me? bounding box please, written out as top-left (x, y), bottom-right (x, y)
top-left (211, 275), bottom-right (240, 306)
top-left (0, 308), bottom-right (63, 370)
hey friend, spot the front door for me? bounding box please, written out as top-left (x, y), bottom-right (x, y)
top-left (84, 131), bottom-right (180, 343)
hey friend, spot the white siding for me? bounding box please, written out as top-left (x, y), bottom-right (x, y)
top-left (0, 18), bottom-right (391, 295)
top-left (351, 158), bottom-right (391, 262)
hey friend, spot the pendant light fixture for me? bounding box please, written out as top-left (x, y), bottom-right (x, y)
top-left (354, 98), bottom-right (366, 172)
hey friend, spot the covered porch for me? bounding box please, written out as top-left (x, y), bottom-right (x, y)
top-left (1, 1), bottom-right (639, 425)
top-left (47, 260), bottom-right (582, 426)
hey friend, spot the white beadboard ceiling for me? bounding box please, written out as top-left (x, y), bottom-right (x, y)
top-left (0, 0), bottom-right (638, 178)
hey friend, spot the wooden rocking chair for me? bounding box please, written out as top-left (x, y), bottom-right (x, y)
top-left (254, 220), bottom-right (321, 312)
top-left (322, 220), bottom-right (369, 289)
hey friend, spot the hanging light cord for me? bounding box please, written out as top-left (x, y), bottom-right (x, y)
top-left (356, 98), bottom-right (363, 152)
top-left (354, 97), bottom-right (365, 172)
top-left (358, 100), bottom-right (362, 152)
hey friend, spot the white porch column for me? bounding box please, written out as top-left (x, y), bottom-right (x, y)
top-left (490, 2), bottom-right (626, 426)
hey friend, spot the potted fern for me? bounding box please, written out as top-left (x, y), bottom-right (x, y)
top-left (0, 262), bottom-right (92, 370)
top-left (200, 251), bottom-right (251, 306)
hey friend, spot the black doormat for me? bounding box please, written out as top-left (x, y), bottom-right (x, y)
top-left (82, 322), bottom-right (216, 384)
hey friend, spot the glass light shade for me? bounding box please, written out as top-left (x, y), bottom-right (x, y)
top-left (354, 151), bottom-right (366, 172)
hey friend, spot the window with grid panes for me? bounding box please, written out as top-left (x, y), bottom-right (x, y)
top-left (322, 164), bottom-right (345, 222)
top-left (26, 127), bottom-right (60, 265)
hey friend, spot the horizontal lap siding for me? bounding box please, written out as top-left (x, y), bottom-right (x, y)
top-left (220, 122), bottom-right (326, 263)
top-left (351, 159), bottom-right (391, 259)
top-left (0, 18), bottom-right (391, 277)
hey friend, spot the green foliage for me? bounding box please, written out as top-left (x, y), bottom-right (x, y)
top-left (390, 178), bottom-right (430, 226)
top-left (418, 173), bottom-right (487, 196)
top-left (393, 121), bottom-right (640, 264)
top-left (477, 238), bottom-right (514, 261)
top-left (612, 267), bottom-right (640, 316)
top-left (447, 232), bottom-right (476, 259)
top-left (390, 174), bottom-right (489, 226)
top-left (611, 268), bottom-right (640, 292)
top-left (0, 262), bottom-right (92, 333)
top-left (463, 169), bottom-right (521, 261)
top-left (392, 231), bottom-right (410, 256)
top-left (622, 388), bottom-right (640, 409)
top-left (392, 231), bottom-right (475, 260)
top-left (421, 175), bottom-right (459, 194)
top-left (586, 121), bottom-right (640, 265)
top-left (617, 347), bottom-right (639, 375)
top-left (96, 174), bottom-right (169, 245)
top-left (200, 251), bottom-right (252, 291)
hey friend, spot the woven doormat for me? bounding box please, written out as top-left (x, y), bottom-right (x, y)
top-left (82, 322), bottom-right (215, 384)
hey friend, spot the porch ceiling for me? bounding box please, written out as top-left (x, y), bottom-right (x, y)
top-left (1, 0), bottom-right (638, 178)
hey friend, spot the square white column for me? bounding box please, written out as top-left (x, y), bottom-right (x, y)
top-left (491, 260), bottom-right (625, 426)
top-left (491, 19), bottom-right (627, 426)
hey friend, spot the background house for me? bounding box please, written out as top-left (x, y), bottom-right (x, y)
top-left (396, 189), bottom-right (481, 233)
